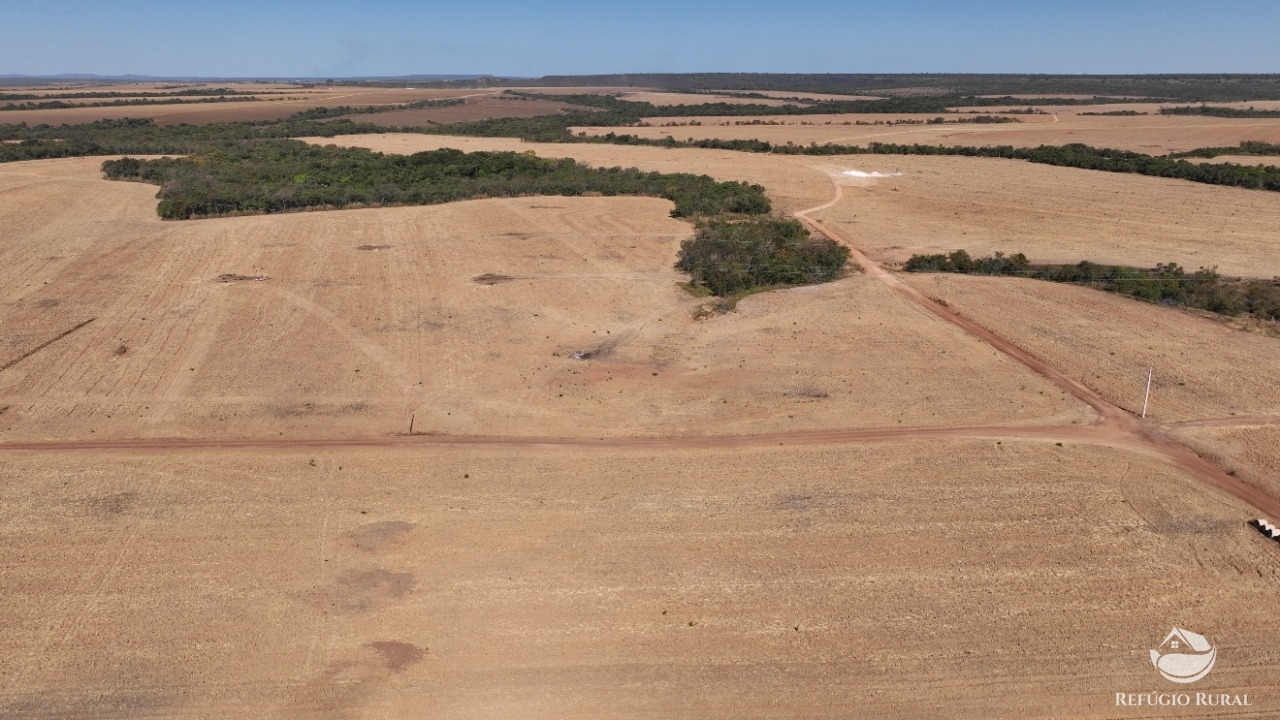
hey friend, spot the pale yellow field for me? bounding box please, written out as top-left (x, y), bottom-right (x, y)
top-left (711, 89), bottom-right (887, 101)
top-left (0, 156), bottom-right (1087, 443)
top-left (0, 86), bottom-right (497, 125)
top-left (1174, 425), bottom-right (1280, 499)
top-left (4, 116), bottom-right (1280, 720)
top-left (616, 91), bottom-right (798, 107)
top-left (808, 153), bottom-right (1280, 277)
top-left (3, 441), bottom-right (1277, 719)
top-left (582, 112), bottom-right (1280, 154)
top-left (1195, 155), bottom-right (1280, 165)
top-left (899, 274), bottom-right (1280, 423)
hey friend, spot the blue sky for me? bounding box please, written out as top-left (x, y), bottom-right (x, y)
top-left (3, 1), bottom-right (1279, 77)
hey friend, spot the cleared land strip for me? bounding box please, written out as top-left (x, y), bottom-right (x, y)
top-left (0, 318), bottom-right (95, 372)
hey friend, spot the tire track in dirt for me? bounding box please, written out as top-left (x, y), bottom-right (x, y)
top-left (3, 421), bottom-right (1279, 520)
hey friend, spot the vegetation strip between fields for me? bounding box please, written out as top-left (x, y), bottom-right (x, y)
top-left (903, 252), bottom-right (1280, 322)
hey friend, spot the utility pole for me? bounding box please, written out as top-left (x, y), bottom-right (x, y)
top-left (1141, 367), bottom-right (1153, 419)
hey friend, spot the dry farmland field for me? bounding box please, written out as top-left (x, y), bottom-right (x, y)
top-left (3, 87), bottom-right (1280, 719)
top-left (0, 82), bottom-right (502, 125)
top-left (587, 107), bottom-right (1280, 155)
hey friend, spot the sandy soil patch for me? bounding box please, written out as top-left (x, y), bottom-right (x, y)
top-left (1, 441), bottom-right (1276, 719)
top-left (808, 154), bottom-right (1280, 278)
top-left (899, 274), bottom-right (1280, 422)
top-left (583, 112), bottom-right (1280, 154)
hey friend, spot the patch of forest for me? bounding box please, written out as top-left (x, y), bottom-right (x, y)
top-left (99, 140), bottom-right (771, 219)
top-left (1168, 141), bottom-right (1280, 159)
top-left (676, 218), bottom-right (850, 298)
top-left (903, 251), bottom-right (1280, 321)
top-left (0, 117), bottom-right (394, 162)
top-left (1161, 105), bottom-right (1280, 118)
top-left (0, 88), bottom-right (255, 101)
top-left (1, 96), bottom-right (259, 111)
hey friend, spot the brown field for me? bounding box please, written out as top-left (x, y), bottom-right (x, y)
top-left (897, 274), bottom-right (1280, 423)
top-left (0, 85), bottom-right (496, 125)
top-left (583, 112), bottom-right (1280, 154)
top-left (0, 156), bottom-right (1086, 443)
top-left (360, 96), bottom-right (581, 126)
top-left (1174, 425), bottom-right (1280, 499)
top-left (3, 111), bottom-right (1280, 719)
top-left (806, 153), bottom-right (1280, 277)
top-left (3, 441), bottom-right (1278, 719)
top-left (713, 89), bottom-right (887, 101)
top-left (616, 91), bottom-right (800, 107)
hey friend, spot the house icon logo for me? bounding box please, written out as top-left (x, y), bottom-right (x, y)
top-left (1151, 628), bottom-right (1216, 684)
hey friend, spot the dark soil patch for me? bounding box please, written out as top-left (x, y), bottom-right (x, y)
top-left (330, 569), bottom-right (417, 612)
top-left (355, 244), bottom-right (392, 251)
top-left (473, 273), bottom-right (518, 285)
top-left (367, 641), bottom-right (426, 672)
top-left (348, 521), bottom-right (416, 552)
top-left (213, 273), bottom-right (269, 283)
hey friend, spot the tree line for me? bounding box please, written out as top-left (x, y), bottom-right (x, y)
top-left (904, 251), bottom-right (1280, 320)
top-left (1161, 105), bottom-right (1280, 118)
top-left (2, 96), bottom-right (258, 111)
top-left (100, 141), bottom-right (771, 219)
top-left (0, 87), bottom-right (252, 101)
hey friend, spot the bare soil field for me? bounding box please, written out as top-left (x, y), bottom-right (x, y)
top-left (975, 94), bottom-right (1151, 100)
top-left (504, 85), bottom-right (657, 95)
top-left (0, 86), bottom-right (493, 125)
top-left (3, 440), bottom-right (1279, 719)
top-left (0, 155), bottom-right (1086, 443)
top-left (617, 91), bottom-right (799, 107)
top-left (713, 89), bottom-right (887, 101)
top-left (3, 121), bottom-right (1280, 719)
top-left (585, 112), bottom-right (1280, 154)
top-left (898, 274), bottom-right (1280, 423)
top-left (0, 81), bottom-right (306, 95)
top-left (1174, 425), bottom-right (1280, 500)
top-left (360, 96), bottom-right (580, 126)
top-left (807, 154), bottom-right (1280, 277)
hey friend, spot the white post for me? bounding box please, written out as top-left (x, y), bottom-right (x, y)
top-left (1141, 367), bottom-right (1153, 418)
